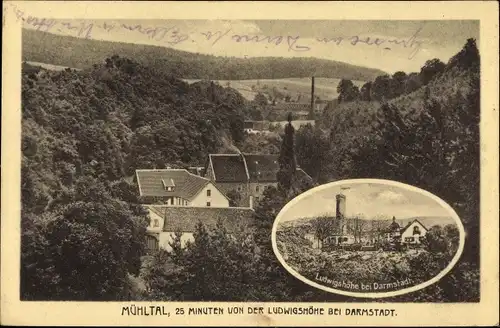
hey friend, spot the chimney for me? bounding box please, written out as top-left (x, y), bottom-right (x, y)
top-left (309, 76), bottom-right (315, 119)
top-left (210, 81), bottom-right (216, 102)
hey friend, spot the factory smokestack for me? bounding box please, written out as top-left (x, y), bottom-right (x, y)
top-left (309, 76), bottom-right (315, 119)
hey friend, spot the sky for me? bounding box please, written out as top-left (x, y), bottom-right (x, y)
top-left (21, 19), bottom-right (479, 74)
top-left (279, 182), bottom-right (452, 222)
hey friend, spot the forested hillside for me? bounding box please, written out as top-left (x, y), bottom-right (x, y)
top-left (21, 38), bottom-right (481, 303)
top-left (293, 39), bottom-right (480, 302)
top-left (22, 29), bottom-right (385, 80)
top-left (20, 55), bottom-right (249, 300)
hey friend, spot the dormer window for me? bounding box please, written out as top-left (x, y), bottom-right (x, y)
top-left (162, 178), bottom-right (175, 191)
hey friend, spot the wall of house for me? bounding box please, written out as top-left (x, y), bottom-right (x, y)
top-left (215, 182), bottom-right (251, 207)
top-left (141, 196), bottom-right (187, 206)
top-left (146, 233), bottom-right (160, 252)
top-left (400, 221), bottom-right (427, 244)
top-left (248, 182), bottom-right (277, 205)
top-left (147, 209), bottom-right (165, 232)
top-left (190, 182), bottom-right (229, 207)
top-left (205, 162), bottom-right (215, 181)
top-left (159, 232), bottom-right (195, 251)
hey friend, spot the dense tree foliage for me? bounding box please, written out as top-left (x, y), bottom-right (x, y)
top-left (277, 223), bottom-right (460, 294)
top-left (21, 54), bottom-right (248, 300)
top-left (335, 56), bottom-right (446, 105)
top-left (277, 113), bottom-right (297, 194)
top-left (308, 38), bottom-right (480, 301)
top-left (21, 38), bottom-right (481, 303)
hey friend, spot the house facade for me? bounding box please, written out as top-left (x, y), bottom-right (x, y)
top-left (136, 169), bottom-right (230, 207)
top-left (144, 205), bottom-right (255, 252)
top-left (384, 217), bottom-right (428, 245)
top-left (400, 219), bottom-right (428, 245)
top-left (204, 153), bottom-right (313, 207)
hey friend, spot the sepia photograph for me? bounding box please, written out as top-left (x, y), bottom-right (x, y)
top-left (17, 16), bottom-right (481, 302)
top-left (273, 180), bottom-right (464, 298)
top-left (1, 1), bottom-right (498, 326)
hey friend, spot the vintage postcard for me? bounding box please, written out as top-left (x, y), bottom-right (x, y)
top-left (1, 1), bottom-right (499, 326)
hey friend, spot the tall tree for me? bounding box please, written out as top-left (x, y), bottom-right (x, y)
top-left (371, 74), bottom-right (393, 101)
top-left (277, 112), bottom-right (297, 194)
top-left (360, 81), bottom-right (372, 101)
top-left (420, 58), bottom-right (446, 85)
top-left (337, 79), bottom-right (360, 103)
top-left (312, 216), bottom-right (335, 249)
top-left (391, 71), bottom-right (408, 98)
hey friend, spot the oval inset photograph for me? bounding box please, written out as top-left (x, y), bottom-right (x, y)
top-left (272, 179), bottom-right (465, 298)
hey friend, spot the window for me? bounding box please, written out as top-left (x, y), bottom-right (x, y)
top-left (146, 235), bottom-right (159, 252)
top-left (256, 185), bottom-right (260, 192)
top-left (207, 202), bottom-right (211, 207)
top-left (207, 189), bottom-right (211, 197)
top-left (413, 226), bottom-right (421, 235)
top-left (237, 186), bottom-right (242, 191)
top-left (405, 237), bottom-right (414, 242)
top-left (343, 237), bottom-right (348, 242)
top-left (153, 219), bottom-right (159, 228)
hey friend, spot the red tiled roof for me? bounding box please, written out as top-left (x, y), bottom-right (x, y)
top-left (136, 169), bottom-right (211, 200)
top-left (209, 154), bottom-right (249, 182)
top-left (147, 205), bottom-right (255, 233)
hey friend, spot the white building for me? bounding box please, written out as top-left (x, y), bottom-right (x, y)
top-left (136, 169), bottom-right (229, 207)
top-left (144, 205), bottom-right (255, 252)
top-left (400, 219), bottom-right (428, 245)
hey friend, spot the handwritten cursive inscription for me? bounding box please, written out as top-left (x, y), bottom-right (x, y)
top-left (121, 23), bottom-right (189, 45)
top-left (317, 27), bottom-right (424, 59)
top-left (7, 2), bottom-right (425, 59)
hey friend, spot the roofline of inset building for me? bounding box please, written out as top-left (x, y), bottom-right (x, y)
top-left (145, 204), bottom-right (255, 211)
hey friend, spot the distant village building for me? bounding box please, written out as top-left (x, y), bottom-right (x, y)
top-left (144, 205), bottom-right (255, 251)
top-left (244, 120), bottom-right (315, 133)
top-left (385, 216), bottom-right (402, 242)
top-left (308, 193), bottom-right (429, 249)
top-left (384, 217), bottom-right (428, 245)
top-left (399, 219), bottom-right (428, 245)
top-left (204, 153), bottom-right (312, 207)
top-left (135, 169), bottom-right (229, 207)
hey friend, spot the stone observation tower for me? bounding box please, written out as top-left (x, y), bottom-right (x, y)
top-left (336, 193), bottom-right (346, 235)
top-left (335, 187), bottom-right (350, 235)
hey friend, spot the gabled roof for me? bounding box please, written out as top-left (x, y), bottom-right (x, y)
top-left (136, 169), bottom-right (219, 201)
top-left (295, 168), bottom-right (314, 185)
top-left (244, 154), bottom-right (279, 182)
top-left (400, 219), bottom-right (428, 233)
top-left (147, 205), bottom-right (255, 233)
top-left (207, 153), bottom-right (313, 184)
top-left (209, 154), bottom-right (249, 182)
